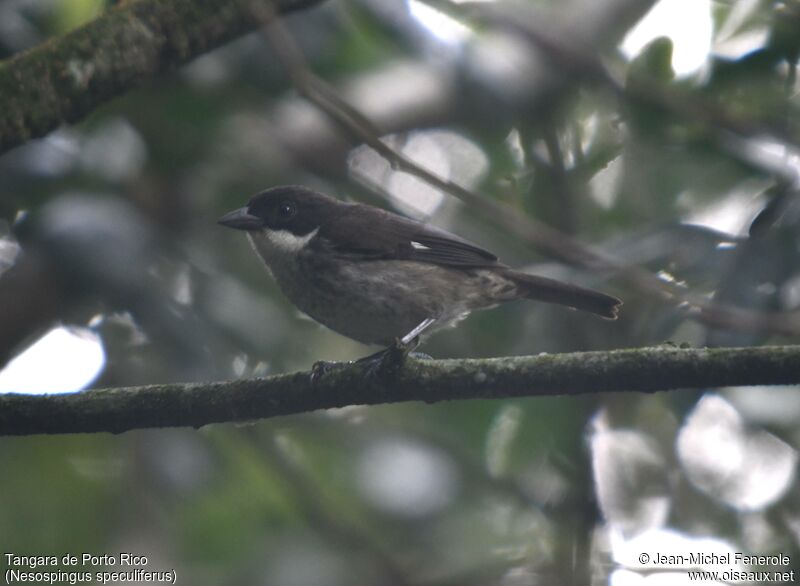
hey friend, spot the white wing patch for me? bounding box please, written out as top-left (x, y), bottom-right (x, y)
top-left (411, 241), bottom-right (431, 250)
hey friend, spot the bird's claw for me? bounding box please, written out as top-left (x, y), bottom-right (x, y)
top-left (310, 360), bottom-right (345, 383)
top-left (310, 337), bottom-right (429, 384)
top-left (361, 336), bottom-right (420, 380)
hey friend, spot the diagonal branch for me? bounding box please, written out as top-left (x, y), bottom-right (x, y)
top-left (0, 0), bottom-right (323, 155)
top-left (260, 13), bottom-right (800, 337)
top-left (2, 345), bottom-right (799, 436)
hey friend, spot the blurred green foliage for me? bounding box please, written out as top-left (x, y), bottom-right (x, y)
top-left (52, 0), bottom-right (106, 32)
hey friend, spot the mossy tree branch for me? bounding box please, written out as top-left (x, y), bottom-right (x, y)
top-left (2, 345), bottom-right (799, 436)
top-left (0, 0), bottom-right (322, 155)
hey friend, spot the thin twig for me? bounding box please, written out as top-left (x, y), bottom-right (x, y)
top-left (259, 9), bottom-right (800, 336)
top-left (542, 124), bottom-right (579, 234)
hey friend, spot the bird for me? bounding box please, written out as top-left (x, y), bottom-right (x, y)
top-left (218, 185), bottom-right (620, 355)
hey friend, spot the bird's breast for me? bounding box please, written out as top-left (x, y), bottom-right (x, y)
top-left (246, 234), bottom-right (507, 345)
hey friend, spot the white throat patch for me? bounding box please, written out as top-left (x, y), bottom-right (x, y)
top-left (248, 227), bottom-right (319, 257)
top-left (267, 227), bottom-right (319, 252)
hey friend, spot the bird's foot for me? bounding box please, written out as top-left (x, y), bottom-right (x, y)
top-left (359, 336), bottom-right (421, 380)
top-left (310, 360), bottom-right (348, 383)
top-left (310, 338), bottom-right (430, 384)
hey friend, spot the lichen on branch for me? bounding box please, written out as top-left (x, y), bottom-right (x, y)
top-left (0, 0), bottom-right (322, 154)
top-left (1, 345), bottom-right (799, 436)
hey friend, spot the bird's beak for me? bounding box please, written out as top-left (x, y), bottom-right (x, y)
top-left (218, 207), bottom-right (262, 231)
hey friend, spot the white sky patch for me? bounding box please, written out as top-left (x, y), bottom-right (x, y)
top-left (385, 136), bottom-right (449, 217)
top-left (348, 129), bottom-right (488, 219)
top-left (621, 0), bottom-right (713, 78)
top-left (0, 326), bottom-right (105, 394)
top-left (727, 136), bottom-right (800, 187)
top-left (685, 196), bottom-right (752, 235)
top-left (682, 185), bottom-right (767, 236)
top-left (357, 439), bottom-right (459, 517)
top-left (677, 395), bottom-right (797, 511)
top-left (408, 0), bottom-right (471, 46)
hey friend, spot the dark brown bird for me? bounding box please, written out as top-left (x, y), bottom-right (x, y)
top-left (219, 186), bottom-right (621, 347)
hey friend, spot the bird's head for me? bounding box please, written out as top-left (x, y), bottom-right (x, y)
top-left (218, 185), bottom-right (344, 257)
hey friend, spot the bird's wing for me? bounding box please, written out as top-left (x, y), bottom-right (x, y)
top-left (318, 204), bottom-right (501, 268)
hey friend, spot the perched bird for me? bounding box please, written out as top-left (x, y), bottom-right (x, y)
top-left (219, 186), bottom-right (620, 351)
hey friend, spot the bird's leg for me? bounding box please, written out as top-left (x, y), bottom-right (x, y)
top-left (363, 318), bottom-right (438, 378)
top-left (311, 319), bottom-right (437, 383)
top-left (400, 317), bottom-right (437, 346)
top-left (368, 317), bottom-right (436, 365)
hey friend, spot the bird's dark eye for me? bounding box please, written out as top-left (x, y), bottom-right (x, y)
top-left (277, 201), bottom-right (296, 221)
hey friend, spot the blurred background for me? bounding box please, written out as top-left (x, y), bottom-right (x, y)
top-left (1, 0), bottom-right (800, 583)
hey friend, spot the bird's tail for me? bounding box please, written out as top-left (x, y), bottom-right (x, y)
top-left (502, 270), bottom-right (621, 319)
